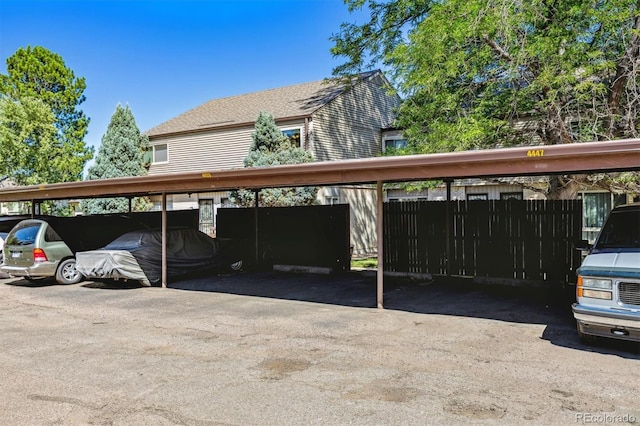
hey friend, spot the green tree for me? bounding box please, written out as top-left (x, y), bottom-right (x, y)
top-left (0, 96), bottom-right (55, 184)
top-left (0, 46), bottom-right (93, 183)
top-left (82, 104), bottom-right (151, 214)
top-left (231, 112), bottom-right (318, 207)
top-left (331, 0), bottom-right (640, 198)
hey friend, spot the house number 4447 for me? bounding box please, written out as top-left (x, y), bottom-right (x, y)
top-left (527, 149), bottom-right (544, 157)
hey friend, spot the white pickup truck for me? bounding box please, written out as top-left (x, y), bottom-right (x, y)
top-left (572, 203), bottom-right (640, 343)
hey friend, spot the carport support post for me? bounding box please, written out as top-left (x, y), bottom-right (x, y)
top-left (161, 192), bottom-right (167, 288)
top-left (30, 200), bottom-right (41, 217)
top-left (446, 179), bottom-right (452, 277)
top-left (376, 181), bottom-right (384, 309)
top-left (254, 189), bottom-right (260, 267)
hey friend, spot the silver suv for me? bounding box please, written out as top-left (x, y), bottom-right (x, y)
top-left (572, 204), bottom-right (640, 343)
top-left (1, 215), bottom-right (146, 285)
top-left (1, 219), bottom-right (82, 284)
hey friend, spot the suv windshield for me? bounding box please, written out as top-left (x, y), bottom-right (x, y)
top-left (594, 210), bottom-right (640, 250)
top-left (6, 223), bottom-right (41, 246)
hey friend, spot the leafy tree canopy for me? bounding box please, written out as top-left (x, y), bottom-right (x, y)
top-left (232, 112), bottom-right (318, 207)
top-left (82, 104), bottom-right (151, 214)
top-left (0, 96), bottom-right (71, 185)
top-left (331, 0), bottom-right (640, 197)
top-left (0, 46), bottom-right (93, 183)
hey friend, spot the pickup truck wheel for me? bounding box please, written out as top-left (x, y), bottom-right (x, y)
top-left (55, 258), bottom-right (84, 285)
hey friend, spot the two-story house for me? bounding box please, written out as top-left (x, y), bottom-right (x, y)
top-left (145, 70), bottom-right (401, 255)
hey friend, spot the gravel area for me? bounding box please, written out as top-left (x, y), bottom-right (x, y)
top-left (0, 271), bottom-right (638, 425)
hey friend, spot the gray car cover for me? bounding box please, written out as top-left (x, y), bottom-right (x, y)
top-left (78, 228), bottom-right (234, 285)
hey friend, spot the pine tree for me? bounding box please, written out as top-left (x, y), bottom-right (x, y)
top-left (231, 112), bottom-right (318, 207)
top-left (0, 46), bottom-right (93, 184)
top-left (82, 104), bottom-right (150, 214)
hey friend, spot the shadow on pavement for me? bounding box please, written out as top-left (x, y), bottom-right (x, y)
top-left (4, 277), bottom-right (58, 288)
top-left (75, 269), bottom-right (640, 359)
top-left (81, 280), bottom-right (145, 290)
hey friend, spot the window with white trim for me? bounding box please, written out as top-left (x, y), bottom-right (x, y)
top-left (468, 193), bottom-right (488, 201)
top-left (500, 192), bottom-right (523, 200)
top-left (281, 128), bottom-right (302, 147)
top-left (383, 137), bottom-right (408, 152)
top-left (152, 144), bottom-right (168, 163)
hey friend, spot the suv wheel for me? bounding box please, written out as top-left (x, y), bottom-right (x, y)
top-left (55, 258), bottom-right (83, 285)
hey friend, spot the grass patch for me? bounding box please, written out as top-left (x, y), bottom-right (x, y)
top-left (351, 257), bottom-right (378, 269)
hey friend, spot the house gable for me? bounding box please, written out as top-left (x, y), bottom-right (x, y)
top-left (311, 72), bottom-right (401, 161)
top-left (146, 71), bottom-right (401, 175)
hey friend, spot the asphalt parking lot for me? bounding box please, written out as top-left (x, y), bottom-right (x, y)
top-left (1, 270), bottom-right (638, 425)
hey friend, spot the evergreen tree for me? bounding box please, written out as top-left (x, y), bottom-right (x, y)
top-left (0, 46), bottom-right (93, 183)
top-left (82, 104), bottom-right (150, 214)
top-left (231, 112), bottom-right (318, 207)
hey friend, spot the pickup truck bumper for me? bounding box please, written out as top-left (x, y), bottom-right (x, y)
top-left (572, 303), bottom-right (640, 342)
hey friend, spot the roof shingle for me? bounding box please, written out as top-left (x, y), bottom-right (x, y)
top-left (146, 72), bottom-right (378, 137)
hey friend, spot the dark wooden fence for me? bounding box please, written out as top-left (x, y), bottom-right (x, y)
top-left (384, 200), bottom-right (583, 283)
top-left (216, 204), bottom-right (351, 271)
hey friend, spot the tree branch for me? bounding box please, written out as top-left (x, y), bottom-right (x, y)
top-left (608, 14), bottom-right (640, 116)
top-left (482, 34), bottom-right (513, 62)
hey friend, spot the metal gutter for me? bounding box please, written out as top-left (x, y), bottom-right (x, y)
top-left (146, 114), bottom-right (315, 140)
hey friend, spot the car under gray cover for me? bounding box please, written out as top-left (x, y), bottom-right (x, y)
top-left (76, 228), bottom-right (243, 286)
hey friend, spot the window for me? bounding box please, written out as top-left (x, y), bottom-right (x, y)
top-left (44, 225), bottom-right (62, 242)
top-left (326, 197), bottom-right (340, 205)
top-left (389, 197), bottom-right (427, 202)
top-left (152, 144), bottom-right (168, 163)
top-left (199, 199), bottom-right (214, 237)
top-left (583, 193), bottom-right (611, 228)
top-left (7, 223), bottom-right (40, 245)
top-left (500, 192), bottom-right (523, 200)
top-left (383, 138), bottom-right (408, 152)
top-left (281, 128), bottom-right (302, 147)
top-left (595, 209), bottom-right (640, 249)
top-left (581, 192), bottom-right (624, 243)
top-left (467, 193), bottom-right (488, 201)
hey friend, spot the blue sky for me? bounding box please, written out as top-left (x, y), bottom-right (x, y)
top-left (0, 0), bottom-right (368, 156)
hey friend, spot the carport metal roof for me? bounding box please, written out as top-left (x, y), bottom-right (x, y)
top-left (1, 139), bottom-right (639, 307)
top-left (0, 139), bottom-right (638, 202)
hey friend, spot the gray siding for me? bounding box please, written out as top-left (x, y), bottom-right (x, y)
top-left (311, 74), bottom-right (401, 162)
top-left (148, 119), bottom-right (308, 175)
top-left (148, 127), bottom-right (254, 175)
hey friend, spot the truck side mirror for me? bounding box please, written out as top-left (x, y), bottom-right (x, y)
top-left (574, 239), bottom-right (591, 251)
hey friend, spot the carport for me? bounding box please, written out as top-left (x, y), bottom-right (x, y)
top-left (1, 139), bottom-right (639, 307)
